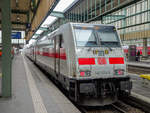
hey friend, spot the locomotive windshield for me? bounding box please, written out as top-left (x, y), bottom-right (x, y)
top-left (96, 26), bottom-right (120, 47)
top-left (74, 26), bottom-right (120, 47)
top-left (74, 28), bottom-right (99, 47)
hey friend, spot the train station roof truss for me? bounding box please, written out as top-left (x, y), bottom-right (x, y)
top-left (36, 0), bottom-right (143, 39)
top-left (42, 0), bottom-right (150, 41)
top-left (0, 0), bottom-right (30, 30)
top-left (28, 0), bottom-right (150, 42)
top-left (102, 15), bottom-right (126, 21)
top-left (30, 0), bottom-right (78, 41)
top-left (25, 0), bottom-right (60, 41)
top-left (0, 0), bottom-right (59, 41)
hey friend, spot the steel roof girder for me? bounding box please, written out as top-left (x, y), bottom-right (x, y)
top-left (39, 27), bottom-right (48, 31)
top-left (50, 11), bottom-right (65, 18)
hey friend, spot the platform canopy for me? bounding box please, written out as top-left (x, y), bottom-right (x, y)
top-left (0, 0), bottom-right (59, 35)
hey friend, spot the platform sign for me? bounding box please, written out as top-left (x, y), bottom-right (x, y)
top-left (128, 45), bottom-right (136, 61)
top-left (11, 32), bottom-right (21, 39)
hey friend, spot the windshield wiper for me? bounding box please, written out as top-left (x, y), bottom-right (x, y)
top-left (102, 42), bottom-right (113, 51)
top-left (106, 45), bottom-right (112, 51)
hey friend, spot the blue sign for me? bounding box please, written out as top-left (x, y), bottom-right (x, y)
top-left (11, 32), bottom-right (21, 39)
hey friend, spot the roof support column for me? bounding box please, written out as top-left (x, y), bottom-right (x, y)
top-left (87, 0), bottom-right (89, 21)
top-left (143, 38), bottom-right (148, 57)
top-left (1, 0), bottom-right (12, 97)
top-left (122, 8), bottom-right (127, 41)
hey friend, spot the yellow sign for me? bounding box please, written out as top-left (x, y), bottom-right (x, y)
top-left (95, 50), bottom-right (98, 54)
top-left (105, 50), bottom-right (109, 54)
top-left (93, 50), bottom-right (98, 54)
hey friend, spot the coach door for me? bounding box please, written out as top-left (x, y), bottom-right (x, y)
top-left (55, 35), bottom-right (62, 79)
top-left (34, 46), bottom-right (36, 62)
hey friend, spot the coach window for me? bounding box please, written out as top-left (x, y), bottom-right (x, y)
top-left (49, 38), bottom-right (54, 48)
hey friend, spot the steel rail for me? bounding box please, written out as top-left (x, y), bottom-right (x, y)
top-left (121, 96), bottom-right (150, 113)
top-left (127, 65), bottom-right (150, 74)
top-left (111, 104), bottom-right (127, 113)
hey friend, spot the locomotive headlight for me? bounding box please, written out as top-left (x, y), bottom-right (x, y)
top-left (114, 69), bottom-right (124, 75)
top-left (80, 71), bottom-right (91, 77)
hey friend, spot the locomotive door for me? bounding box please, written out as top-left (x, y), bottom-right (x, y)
top-left (55, 35), bottom-right (62, 79)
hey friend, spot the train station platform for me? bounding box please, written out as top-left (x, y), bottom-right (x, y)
top-left (128, 73), bottom-right (150, 104)
top-left (127, 61), bottom-right (150, 104)
top-left (127, 61), bottom-right (150, 68)
top-left (0, 54), bottom-right (80, 113)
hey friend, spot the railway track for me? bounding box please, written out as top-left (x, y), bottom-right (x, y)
top-left (121, 96), bottom-right (150, 113)
top-left (127, 65), bottom-right (150, 74)
top-left (80, 100), bottom-right (145, 113)
top-left (81, 101), bottom-right (146, 113)
top-left (111, 103), bottom-right (127, 113)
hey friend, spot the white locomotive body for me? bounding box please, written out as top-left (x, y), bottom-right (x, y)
top-left (25, 23), bottom-right (132, 106)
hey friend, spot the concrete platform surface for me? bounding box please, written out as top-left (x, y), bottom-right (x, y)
top-left (127, 61), bottom-right (150, 68)
top-left (0, 54), bottom-right (81, 113)
top-left (128, 73), bottom-right (150, 104)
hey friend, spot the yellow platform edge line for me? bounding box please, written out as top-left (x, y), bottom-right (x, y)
top-left (140, 74), bottom-right (150, 80)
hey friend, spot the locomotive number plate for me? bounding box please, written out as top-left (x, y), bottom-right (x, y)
top-left (93, 50), bottom-right (104, 56)
top-left (98, 51), bottom-right (104, 56)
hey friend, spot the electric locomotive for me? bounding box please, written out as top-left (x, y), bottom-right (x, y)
top-left (25, 23), bottom-right (132, 106)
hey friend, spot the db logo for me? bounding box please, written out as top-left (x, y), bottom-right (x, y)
top-left (97, 58), bottom-right (107, 65)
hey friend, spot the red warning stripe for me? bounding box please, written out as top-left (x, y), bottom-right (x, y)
top-left (109, 57), bottom-right (124, 64)
top-left (78, 58), bottom-right (95, 65)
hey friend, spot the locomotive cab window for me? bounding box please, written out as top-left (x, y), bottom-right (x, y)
top-left (96, 26), bottom-right (121, 47)
top-left (74, 28), bottom-right (99, 47)
top-left (74, 26), bottom-right (120, 47)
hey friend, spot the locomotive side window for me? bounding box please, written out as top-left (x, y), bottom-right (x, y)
top-left (74, 28), bottom-right (99, 47)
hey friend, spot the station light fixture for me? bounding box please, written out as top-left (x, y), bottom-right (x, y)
top-left (54, 0), bottom-right (76, 13)
top-left (16, 15), bottom-right (20, 22)
top-left (35, 30), bottom-right (43, 35)
top-left (32, 35), bottom-right (38, 39)
top-left (41, 16), bottom-right (57, 28)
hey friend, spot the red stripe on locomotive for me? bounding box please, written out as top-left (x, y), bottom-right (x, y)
top-left (78, 58), bottom-right (95, 65)
top-left (109, 57), bottom-right (124, 64)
